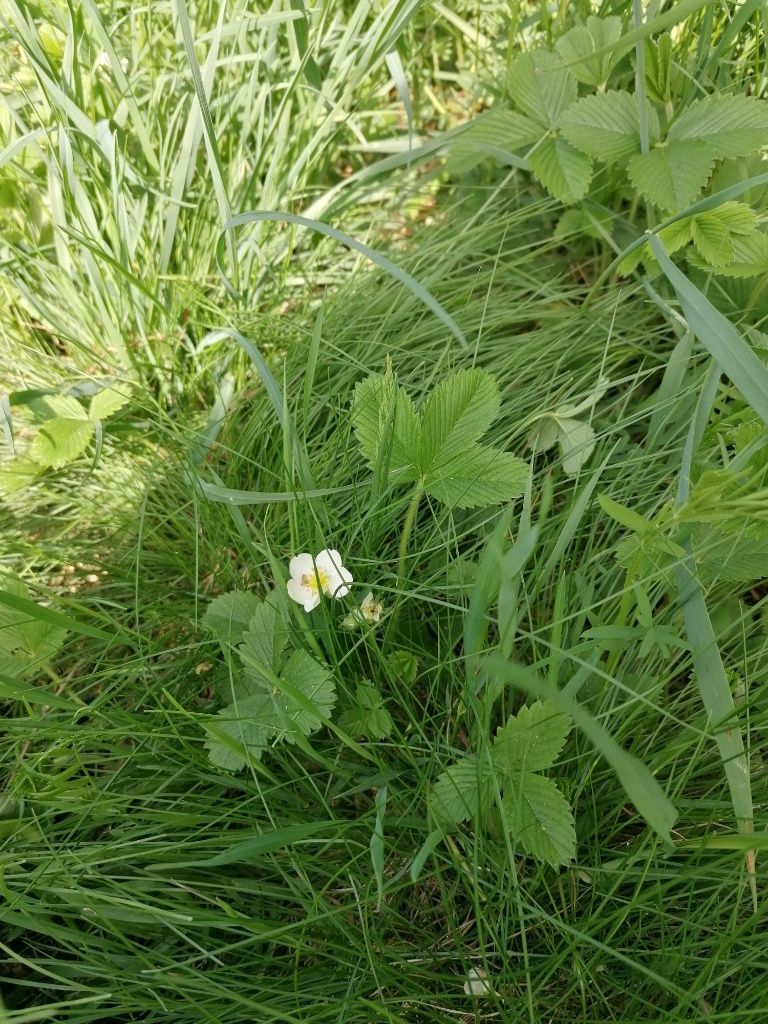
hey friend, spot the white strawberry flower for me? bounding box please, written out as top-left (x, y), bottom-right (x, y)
top-left (286, 549), bottom-right (353, 613)
top-left (360, 591), bottom-right (384, 624)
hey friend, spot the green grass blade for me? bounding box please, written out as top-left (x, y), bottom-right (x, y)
top-left (650, 237), bottom-right (768, 427)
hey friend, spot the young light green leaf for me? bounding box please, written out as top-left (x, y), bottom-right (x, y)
top-left (598, 494), bottom-right (653, 533)
top-left (528, 136), bottom-right (592, 204)
top-left (554, 16), bottom-right (625, 86)
top-left (559, 90), bottom-right (658, 163)
top-left (428, 754), bottom-right (494, 827)
top-left (712, 230), bottom-right (768, 278)
top-left (668, 94), bottom-right (768, 159)
top-left (203, 590), bottom-right (261, 647)
top-left (0, 578), bottom-right (68, 679)
top-left (492, 701), bottom-right (571, 773)
top-left (628, 141), bottom-right (715, 212)
top-left (423, 445), bottom-right (528, 509)
top-left (502, 772), bottom-right (576, 866)
top-left (29, 394), bottom-right (88, 422)
top-left (419, 368), bottom-right (500, 473)
top-left (0, 457), bottom-right (40, 495)
top-left (507, 50), bottom-right (577, 128)
top-left (697, 528), bottom-right (768, 582)
top-left (31, 417), bottom-right (94, 468)
top-left (89, 387), bottom-right (130, 421)
top-left (557, 418), bottom-right (596, 476)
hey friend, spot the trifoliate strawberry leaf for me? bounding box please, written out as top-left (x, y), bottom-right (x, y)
top-left (31, 417), bottom-right (94, 468)
top-left (203, 591), bottom-right (261, 648)
top-left (492, 701), bottom-right (571, 774)
top-left (559, 90), bottom-right (659, 163)
top-left (501, 773), bottom-right (576, 866)
top-left (249, 648), bottom-right (335, 742)
top-left (507, 50), bottom-right (577, 128)
top-left (691, 212), bottom-right (735, 269)
top-left (668, 94), bottom-right (768, 159)
top-left (528, 136), bottom-right (592, 204)
top-left (627, 140), bottom-right (715, 212)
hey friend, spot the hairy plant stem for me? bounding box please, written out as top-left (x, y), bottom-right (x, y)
top-left (389, 483), bottom-right (424, 637)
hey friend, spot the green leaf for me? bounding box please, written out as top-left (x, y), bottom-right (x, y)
top-left (668, 94), bottom-right (768, 159)
top-left (696, 209), bottom-right (737, 268)
top-left (627, 141), bottom-right (715, 212)
top-left (554, 16), bottom-right (625, 86)
top-left (259, 648), bottom-right (336, 742)
top-left (423, 445), bottom-right (528, 509)
top-left (557, 417), bottom-right (596, 476)
top-left (507, 50), bottom-right (577, 128)
top-left (598, 494), bottom-right (653, 533)
top-left (501, 773), bottom-right (576, 866)
top-left (428, 754), bottom-right (494, 827)
top-left (492, 701), bottom-right (571, 773)
top-left (337, 681), bottom-right (393, 740)
top-left (239, 594), bottom-right (289, 675)
top-left (697, 528), bottom-right (768, 582)
top-left (203, 591), bottom-right (260, 647)
top-left (448, 108), bottom-right (542, 173)
top-left (713, 230), bottom-right (768, 278)
top-left (31, 417), bottom-right (94, 468)
top-left (29, 394), bottom-right (88, 422)
top-left (528, 136), bottom-right (592, 204)
top-left (205, 703), bottom-right (270, 771)
top-left (0, 457), bottom-right (40, 495)
top-left (559, 90), bottom-right (658, 163)
top-left (0, 579), bottom-right (68, 678)
top-left (649, 237), bottom-right (768, 428)
top-left (419, 368), bottom-right (500, 474)
top-left (89, 387), bottom-right (130, 421)
top-left (486, 656), bottom-right (678, 845)
top-left (351, 366), bottom-right (420, 477)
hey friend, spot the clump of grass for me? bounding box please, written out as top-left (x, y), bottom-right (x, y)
top-left (3, 2), bottom-right (768, 1022)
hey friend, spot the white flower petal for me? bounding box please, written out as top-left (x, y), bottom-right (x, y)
top-left (315, 549), bottom-right (342, 574)
top-left (303, 592), bottom-right (321, 613)
top-left (289, 553), bottom-right (314, 580)
top-left (287, 577), bottom-right (310, 606)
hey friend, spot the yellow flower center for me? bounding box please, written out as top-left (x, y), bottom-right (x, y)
top-left (301, 569), bottom-right (329, 594)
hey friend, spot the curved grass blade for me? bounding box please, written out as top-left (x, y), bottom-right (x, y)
top-left (217, 211), bottom-right (467, 349)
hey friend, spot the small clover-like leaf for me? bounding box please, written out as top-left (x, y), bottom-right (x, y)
top-left (419, 368), bottom-right (500, 474)
top-left (423, 444), bottom-right (528, 509)
top-left (507, 49), bottom-right (577, 128)
top-left (527, 136), bottom-right (592, 204)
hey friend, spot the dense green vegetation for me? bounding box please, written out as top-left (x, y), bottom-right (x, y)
top-left (2, 2), bottom-right (768, 1021)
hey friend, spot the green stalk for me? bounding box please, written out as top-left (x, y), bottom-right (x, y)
top-left (388, 483), bottom-right (424, 638)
